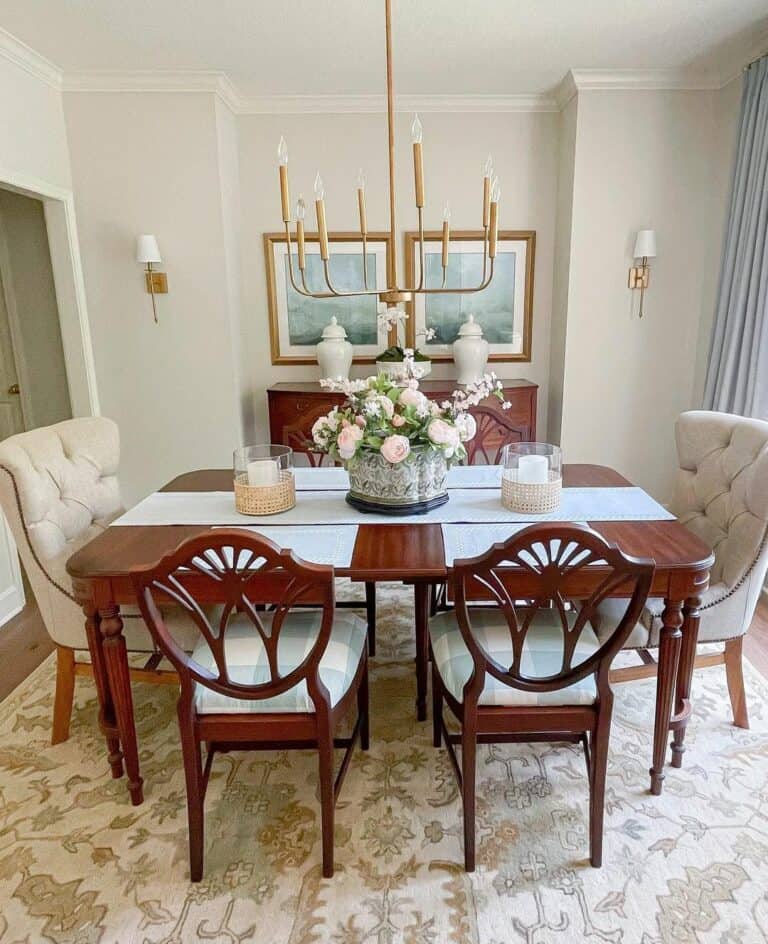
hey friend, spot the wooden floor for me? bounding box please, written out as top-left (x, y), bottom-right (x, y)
top-left (1, 593), bottom-right (768, 702)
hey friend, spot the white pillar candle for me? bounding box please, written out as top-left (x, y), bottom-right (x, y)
top-left (517, 454), bottom-right (549, 485)
top-left (247, 459), bottom-right (280, 486)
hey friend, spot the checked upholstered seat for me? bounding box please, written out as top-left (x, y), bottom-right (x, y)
top-left (192, 610), bottom-right (368, 714)
top-left (430, 608), bottom-right (600, 707)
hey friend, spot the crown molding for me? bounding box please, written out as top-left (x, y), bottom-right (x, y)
top-left (61, 75), bottom-right (558, 114)
top-left (62, 70), bottom-right (241, 110)
top-left (569, 68), bottom-right (721, 92)
top-left (0, 27), bottom-right (62, 89)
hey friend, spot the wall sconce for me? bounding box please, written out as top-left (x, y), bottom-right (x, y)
top-left (628, 229), bottom-right (656, 318)
top-left (136, 234), bottom-right (167, 323)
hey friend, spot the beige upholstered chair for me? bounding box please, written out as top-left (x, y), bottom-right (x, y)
top-left (595, 411), bottom-right (768, 728)
top-left (0, 417), bottom-right (194, 744)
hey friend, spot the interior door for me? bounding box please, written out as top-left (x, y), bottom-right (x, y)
top-left (0, 269), bottom-right (24, 440)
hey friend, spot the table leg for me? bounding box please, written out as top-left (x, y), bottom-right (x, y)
top-left (99, 604), bottom-right (144, 805)
top-left (649, 598), bottom-right (683, 795)
top-left (83, 604), bottom-right (123, 779)
top-left (414, 583), bottom-right (430, 722)
top-left (670, 594), bottom-right (702, 769)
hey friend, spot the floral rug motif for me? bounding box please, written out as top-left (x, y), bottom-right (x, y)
top-left (0, 583), bottom-right (767, 943)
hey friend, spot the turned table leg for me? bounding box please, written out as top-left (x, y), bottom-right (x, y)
top-left (83, 604), bottom-right (123, 779)
top-left (670, 594), bottom-right (702, 769)
top-left (414, 583), bottom-right (430, 722)
top-left (649, 598), bottom-right (683, 796)
top-left (99, 604), bottom-right (144, 805)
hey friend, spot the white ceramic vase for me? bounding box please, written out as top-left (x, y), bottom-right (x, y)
top-left (453, 314), bottom-right (489, 385)
top-left (316, 316), bottom-right (353, 380)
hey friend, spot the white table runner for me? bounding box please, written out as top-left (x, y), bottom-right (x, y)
top-left (113, 486), bottom-right (673, 528)
top-left (442, 522), bottom-right (597, 565)
top-left (212, 525), bottom-right (357, 568)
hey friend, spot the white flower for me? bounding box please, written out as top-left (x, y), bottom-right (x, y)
top-left (427, 418), bottom-right (460, 456)
top-left (454, 413), bottom-right (477, 442)
top-left (365, 393), bottom-right (394, 419)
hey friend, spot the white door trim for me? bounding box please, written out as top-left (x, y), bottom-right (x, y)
top-left (0, 167), bottom-right (100, 417)
top-left (0, 512), bottom-right (24, 625)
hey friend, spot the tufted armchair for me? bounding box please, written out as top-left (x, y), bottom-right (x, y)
top-left (595, 411), bottom-right (768, 728)
top-left (0, 417), bottom-right (193, 744)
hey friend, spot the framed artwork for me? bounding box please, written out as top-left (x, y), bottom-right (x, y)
top-left (264, 231), bottom-right (392, 364)
top-left (404, 230), bottom-right (535, 362)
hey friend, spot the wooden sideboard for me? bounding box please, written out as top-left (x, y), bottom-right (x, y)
top-left (267, 380), bottom-right (538, 466)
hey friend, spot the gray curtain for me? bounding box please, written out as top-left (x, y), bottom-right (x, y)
top-left (704, 56), bottom-right (768, 417)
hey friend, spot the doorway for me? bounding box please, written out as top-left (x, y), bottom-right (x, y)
top-left (0, 188), bottom-right (73, 434)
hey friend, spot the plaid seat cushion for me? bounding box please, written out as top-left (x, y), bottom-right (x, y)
top-left (429, 608), bottom-right (599, 707)
top-left (192, 610), bottom-right (367, 714)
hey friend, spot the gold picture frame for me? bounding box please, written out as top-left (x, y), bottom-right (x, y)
top-left (264, 231), bottom-right (393, 365)
top-left (404, 230), bottom-right (535, 362)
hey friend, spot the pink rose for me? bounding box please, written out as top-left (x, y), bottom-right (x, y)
top-left (380, 434), bottom-right (411, 464)
top-left (337, 424), bottom-right (363, 460)
top-left (427, 418), bottom-right (461, 458)
top-left (391, 414), bottom-right (406, 428)
top-left (355, 415), bottom-right (367, 428)
top-left (398, 387), bottom-right (428, 410)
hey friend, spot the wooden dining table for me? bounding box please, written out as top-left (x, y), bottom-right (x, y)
top-left (66, 463), bottom-right (714, 807)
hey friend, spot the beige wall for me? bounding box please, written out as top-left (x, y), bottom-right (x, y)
top-left (556, 88), bottom-right (740, 501)
top-left (0, 188), bottom-right (72, 428)
top-left (63, 92), bottom-right (242, 504)
top-left (0, 56), bottom-right (71, 190)
top-left (238, 110), bottom-right (559, 441)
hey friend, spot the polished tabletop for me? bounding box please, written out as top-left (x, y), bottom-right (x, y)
top-left (67, 464), bottom-right (714, 584)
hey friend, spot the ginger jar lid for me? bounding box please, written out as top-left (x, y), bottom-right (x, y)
top-left (321, 316), bottom-right (348, 340)
top-left (457, 313), bottom-right (484, 338)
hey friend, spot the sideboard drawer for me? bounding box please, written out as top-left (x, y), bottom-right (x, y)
top-left (267, 380), bottom-right (538, 466)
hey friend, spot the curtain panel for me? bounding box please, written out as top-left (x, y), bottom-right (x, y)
top-left (704, 57), bottom-right (768, 418)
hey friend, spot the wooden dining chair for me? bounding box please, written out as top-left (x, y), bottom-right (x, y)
top-left (430, 523), bottom-right (654, 871)
top-left (131, 529), bottom-right (369, 882)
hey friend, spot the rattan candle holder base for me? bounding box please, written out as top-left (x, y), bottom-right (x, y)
top-left (234, 471), bottom-right (296, 515)
top-left (501, 473), bottom-right (562, 514)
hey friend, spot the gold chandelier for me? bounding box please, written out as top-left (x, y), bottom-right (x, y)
top-left (275, 0), bottom-right (500, 310)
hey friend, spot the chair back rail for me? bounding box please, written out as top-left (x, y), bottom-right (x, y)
top-left (131, 529), bottom-right (336, 707)
top-left (451, 523), bottom-right (654, 699)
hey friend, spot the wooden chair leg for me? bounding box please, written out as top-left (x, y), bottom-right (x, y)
top-left (317, 728), bottom-right (335, 878)
top-left (461, 717), bottom-right (477, 872)
top-left (724, 637), bottom-right (749, 729)
top-left (51, 646), bottom-right (76, 745)
top-left (178, 708), bottom-right (205, 882)
top-left (432, 663), bottom-right (443, 748)
top-left (358, 660), bottom-right (370, 751)
top-left (364, 582), bottom-right (376, 657)
top-left (588, 695), bottom-right (613, 868)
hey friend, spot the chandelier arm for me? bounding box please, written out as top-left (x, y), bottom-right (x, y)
top-left (283, 225), bottom-right (319, 297)
top-left (321, 260), bottom-right (381, 298)
top-left (417, 257), bottom-right (495, 295)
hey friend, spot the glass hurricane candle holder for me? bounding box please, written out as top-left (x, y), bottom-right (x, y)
top-left (233, 444), bottom-right (295, 515)
top-left (501, 442), bottom-right (562, 514)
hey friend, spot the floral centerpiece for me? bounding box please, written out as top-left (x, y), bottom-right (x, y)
top-left (313, 354), bottom-right (509, 514)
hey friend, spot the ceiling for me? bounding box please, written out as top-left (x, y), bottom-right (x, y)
top-left (1, 0), bottom-right (766, 95)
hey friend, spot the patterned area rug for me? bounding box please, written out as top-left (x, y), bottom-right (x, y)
top-left (1, 583), bottom-right (767, 944)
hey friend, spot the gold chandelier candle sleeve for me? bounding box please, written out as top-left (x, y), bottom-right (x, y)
top-left (279, 165), bottom-right (290, 223)
top-left (489, 200), bottom-right (499, 258)
top-left (357, 188), bottom-right (367, 234)
top-left (441, 221), bottom-right (450, 268)
top-left (316, 200), bottom-right (329, 260)
top-left (483, 175), bottom-right (490, 227)
top-left (297, 219), bottom-right (306, 270)
top-left (413, 142), bottom-right (425, 207)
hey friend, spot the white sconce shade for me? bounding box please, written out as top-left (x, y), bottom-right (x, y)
top-left (136, 234), bottom-right (161, 264)
top-left (633, 229), bottom-right (657, 259)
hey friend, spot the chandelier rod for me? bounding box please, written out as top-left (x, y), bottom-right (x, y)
top-left (385, 0), bottom-right (398, 290)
